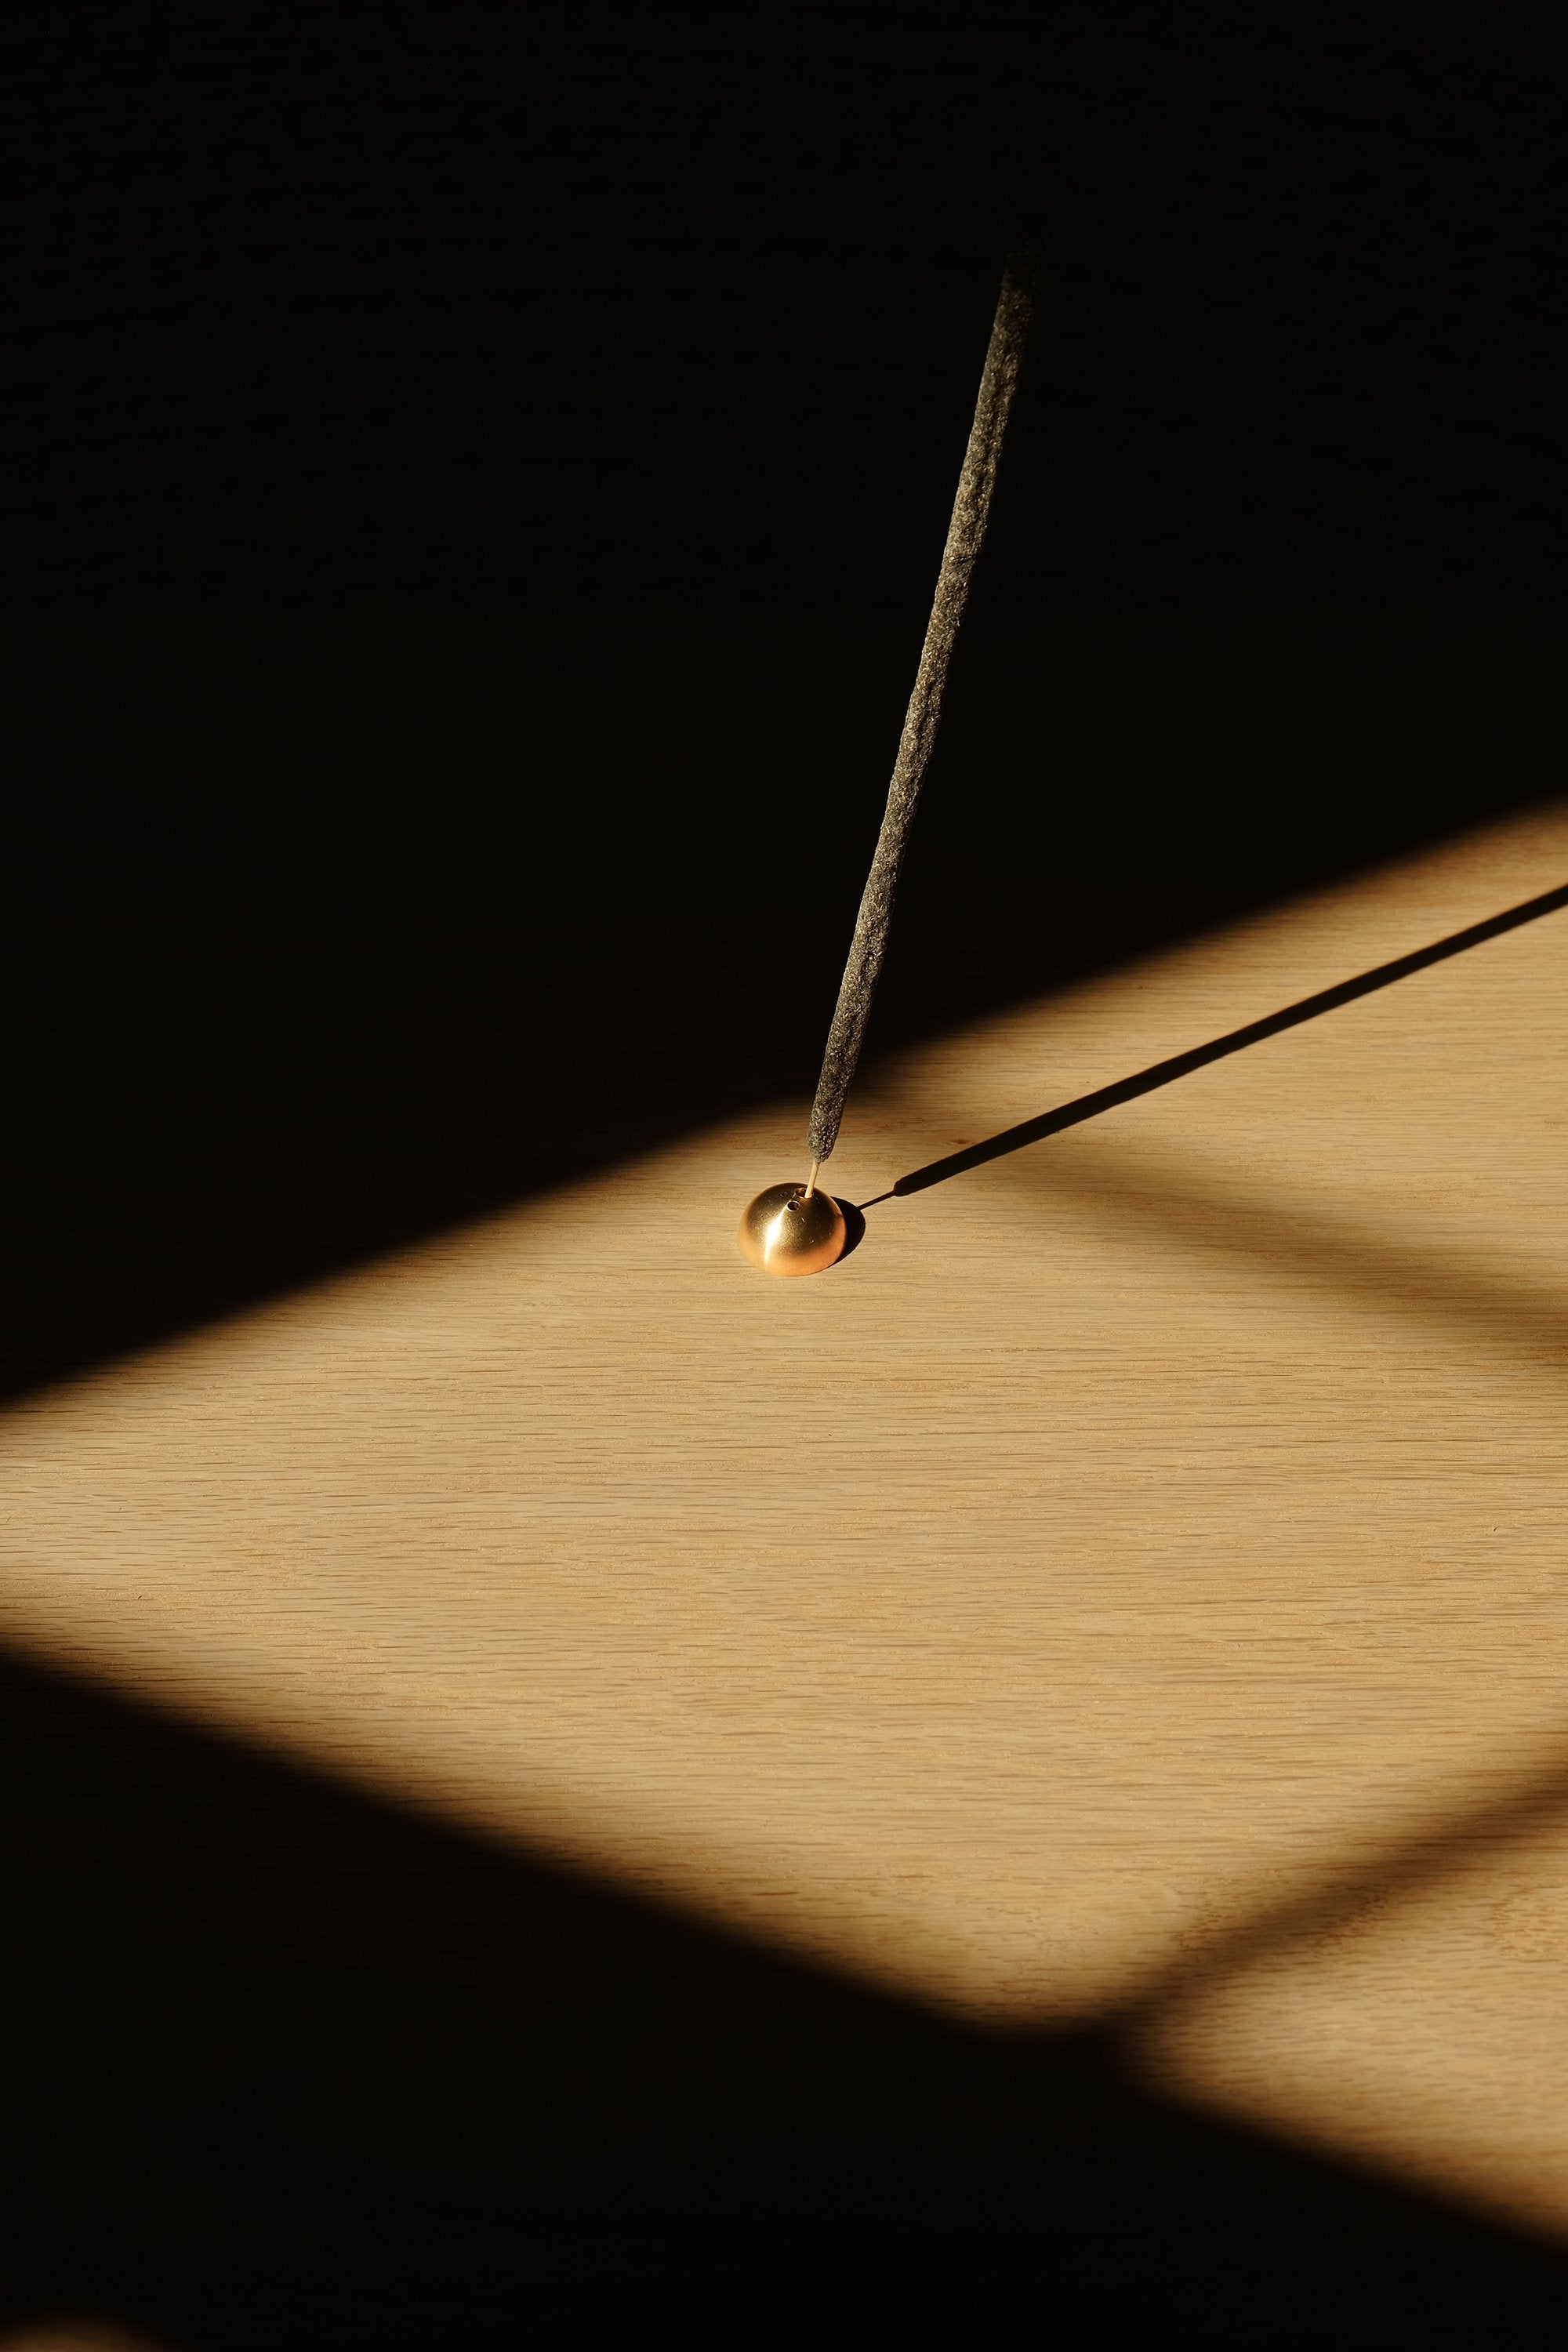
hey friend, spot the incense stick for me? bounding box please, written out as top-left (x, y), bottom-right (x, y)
top-left (804, 234), bottom-right (1039, 1172)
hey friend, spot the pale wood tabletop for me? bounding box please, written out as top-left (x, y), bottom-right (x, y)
top-left (2, 803), bottom-right (1566, 2238)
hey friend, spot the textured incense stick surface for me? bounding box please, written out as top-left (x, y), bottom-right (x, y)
top-left (1, 807), bottom-right (1566, 2237)
top-left (806, 241), bottom-right (1036, 1167)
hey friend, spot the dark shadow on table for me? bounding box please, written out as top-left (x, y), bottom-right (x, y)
top-left (1, 1645), bottom-right (1565, 2347)
top-left (2, 612), bottom-right (1562, 1408)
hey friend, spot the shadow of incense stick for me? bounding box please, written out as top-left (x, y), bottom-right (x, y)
top-left (876, 880), bottom-right (1568, 1203)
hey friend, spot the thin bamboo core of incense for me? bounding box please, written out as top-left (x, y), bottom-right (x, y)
top-left (805, 237), bottom-right (1039, 1171)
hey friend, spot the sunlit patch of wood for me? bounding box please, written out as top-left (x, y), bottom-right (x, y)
top-left (1, 805), bottom-right (1566, 2227)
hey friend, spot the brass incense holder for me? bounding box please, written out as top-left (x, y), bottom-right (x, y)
top-left (737, 1183), bottom-right (847, 1278)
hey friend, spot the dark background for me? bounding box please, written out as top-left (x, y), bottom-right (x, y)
top-left (2, 5), bottom-right (1566, 2339)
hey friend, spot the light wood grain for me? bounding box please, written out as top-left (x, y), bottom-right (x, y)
top-left (2, 806), bottom-right (1566, 2230)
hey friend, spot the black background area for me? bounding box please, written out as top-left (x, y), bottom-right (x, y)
top-left (2, 8), bottom-right (1565, 612)
top-left (3, 5), bottom-right (1568, 2338)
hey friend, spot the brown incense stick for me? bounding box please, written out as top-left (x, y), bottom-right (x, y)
top-left (804, 235), bottom-right (1039, 1178)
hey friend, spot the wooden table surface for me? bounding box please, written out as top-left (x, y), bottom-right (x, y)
top-left (2, 803), bottom-right (1566, 2239)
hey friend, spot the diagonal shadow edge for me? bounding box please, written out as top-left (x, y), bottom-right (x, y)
top-left (5, 1621), bottom-right (1568, 2314)
top-left (883, 881), bottom-right (1568, 1200)
top-left (975, 1133), bottom-right (1568, 1367)
top-left (1112, 1735), bottom-right (1568, 2045)
top-left (1104, 1732), bottom-right (1568, 2248)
